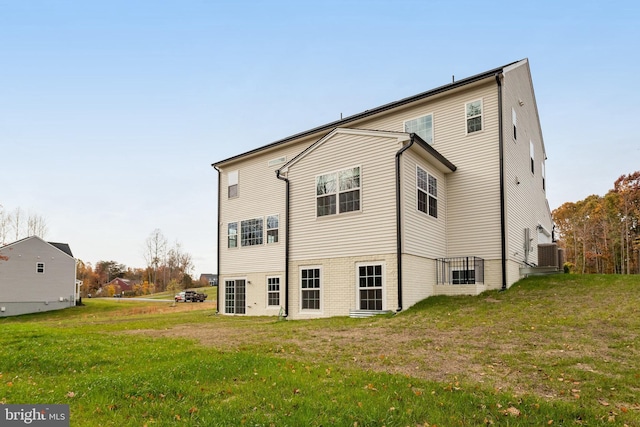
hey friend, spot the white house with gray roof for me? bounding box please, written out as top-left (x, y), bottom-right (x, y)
top-left (0, 236), bottom-right (78, 317)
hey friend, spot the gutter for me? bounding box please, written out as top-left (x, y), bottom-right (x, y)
top-left (276, 169), bottom-right (290, 318)
top-left (213, 164), bottom-right (222, 312)
top-left (496, 73), bottom-right (508, 291)
top-left (394, 135), bottom-right (416, 312)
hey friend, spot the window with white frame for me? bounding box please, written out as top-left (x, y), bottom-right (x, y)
top-left (267, 276), bottom-right (280, 306)
top-left (225, 279), bottom-right (246, 314)
top-left (300, 267), bottom-right (321, 310)
top-left (512, 108), bottom-right (517, 140)
top-left (404, 114), bottom-right (433, 144)
top-left (530, 141), bottom-right (535, 174)
top-left (228, 170), bottom-right (238, 198)
top-left (541, 161), bottom-right (546, 191)
top-left (266, 215), bottom-right (279, 243)
top-left (316, 166), bottom-right (360, 217)
top-left (466, 100), bottom-right (483, 133)
top-left (227, 222), bottom-right (238, 248)
top-left (241, 218), bottom-right (263, 246)
top-left (417, 166), bottom-right (437, 218)
top-left (36, 262), bottom-right (45, 274)
top-left (452, 269), bottom-right (476, 284)
top-left (358, 263), bottom-right (383, 310)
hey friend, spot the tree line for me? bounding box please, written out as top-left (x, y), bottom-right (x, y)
top-left (76, 229), bottom-right (199, 297)
top-left (552, 171), bottom-right (640, 274)
top-left (0, 205), bottom-right (48, 244)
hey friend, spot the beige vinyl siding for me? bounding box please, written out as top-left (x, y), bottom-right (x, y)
top-left (287, 131), bottom-right (401, 260)
top-left (502, 60), bottom-right (553, 281)
top-left (218, 140), bottom-right (310, 274)
top-left (442, 83), bottom-right (502, 259)
top-left (348, 80), bottom-right (503, 259)
top-left (401, 150), bottom-right (447, 258)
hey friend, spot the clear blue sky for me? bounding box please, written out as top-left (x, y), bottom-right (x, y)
top-left (2, 0), bottom-right (639, 276)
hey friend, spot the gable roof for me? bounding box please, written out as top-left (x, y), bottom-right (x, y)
top-left (213, 59), bottom-right (523, 168)
top-left (1, 236), bottom-right (74, 259)
top-left (48, 242), bottom-right (73, 258)
top-left (278, 128), bottom-right (456, 175)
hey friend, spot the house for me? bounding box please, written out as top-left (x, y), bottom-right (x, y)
top-left (199, 274), bottom-right (218, 286)
top-left (0, 236), bottom-right (78, 317)
top-left (103, 277), bottom-right (136, 295)
top-left (212, 58), bottom-right (554, 319)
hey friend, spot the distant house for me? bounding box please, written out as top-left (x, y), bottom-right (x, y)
top-left (212, 59), bottom-right (554, 319)
top-left (199, 274), bottom-right (218, 286)
top-left (0, 236), bottom-right (78, 317)
top-left (103, 278), bottom-right (136, 294)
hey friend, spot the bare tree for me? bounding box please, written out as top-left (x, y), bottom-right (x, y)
top-left (143, 229), bottom-right (168, 289)
top-left (0, 206), bottom-right (11, 245)
top-left (11, 207), bottom-right (24, 241)
top-left (27, 212), bottom-right (48, 239)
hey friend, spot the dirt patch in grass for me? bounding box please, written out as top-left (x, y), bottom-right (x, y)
top-left (125, 276), bottom-right (640, 404)
top-left (125, 316), bottom-right (576, 397)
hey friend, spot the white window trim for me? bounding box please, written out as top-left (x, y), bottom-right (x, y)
top-left (36, 262), bottom-right (45, 274)
top-left (403, 113), bottom-right (434, 145)
top-left (266, 214), bottom-right (279, 244)
top-left (240, 217), bottom-right (264, 247)
top-left (266, 275), bottom-right (282, 308)
top-left (299, 265), bottom-right (322, 314)
top-left (355, 262), bottom-right (386, 311)
top-left (223, 277), bottom-right (247, 315)
top-left (530, 140), bottom-right (535, 175)
top-left (315, 165), bottom-right (362, 218)
top-left (465, 99), bottom-right (484, 135)
top-left (228, 170), bottom-right (239, 199)
top-left (451, 269), bottom-right (476, 284)
top-left (512, 107), bottom-right (517, 141)
top-left (227, 221), bottom-right (238, 249)
top-left (416, 165), bottom-right (438, 219)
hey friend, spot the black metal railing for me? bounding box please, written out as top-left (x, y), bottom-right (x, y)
top-left (436, 257), bottom-right (484, 285)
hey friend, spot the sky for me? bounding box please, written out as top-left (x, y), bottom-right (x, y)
top-left (1, 0), bottom-right (639, 277)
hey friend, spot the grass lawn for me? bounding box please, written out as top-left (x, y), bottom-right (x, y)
top-left (1, 275), bottom-right (638, 426)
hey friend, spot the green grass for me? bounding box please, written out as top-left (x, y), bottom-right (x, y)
top-left (1, 275), bottom-right (639, 426)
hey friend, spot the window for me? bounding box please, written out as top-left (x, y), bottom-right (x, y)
top-left (358, 264), bottom-right (383, 310)
top-left (241, 218), bottom-right (263, 246)
top-left (466, 100), bottom-right (483, 133)
top-left (227, 222), bottom-right (238, 248)
top-left (512, 108), bottom-right (517, 140)
top-left (36, 262), bottom-right (45, 274)
top-left (228, 171), bottom-right (238, 198)
top-left (417, 166), bottom-right (437, 218)
top-left (316, 166), bottom-right (360, 217)
top-left (225, 279), bottom-right (246, 314)
top-left (300, 268), bottom-right (321, 310)
top-left (266, 215), bottom-right (279, 243)
top-left (541, 161), bottom-right (546, 191)
top-left (267, 277), bottom-right (280, 306)
top-left (404, 114), bottom-right (433, 144)
top-left (452, 269), bottom-right (475, 284)
top-left (530, 141), bottom-right (535, 174)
